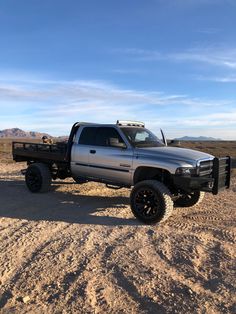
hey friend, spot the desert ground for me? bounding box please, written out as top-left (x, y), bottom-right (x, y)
top-left (0, 140), bottom-right (235, 313)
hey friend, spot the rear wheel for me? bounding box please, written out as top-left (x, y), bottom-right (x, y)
top-left (174, 191), bottom-right (205, 207)
top-left (25, 163), bottom-right (52, 193)
top-left (130, 180), bottom-right (173, 224)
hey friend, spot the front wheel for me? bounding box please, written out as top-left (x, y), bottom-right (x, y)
top-left (174, 191), bottom-right (205, 207)
top-left (130, 180), bottom-right (173, 224)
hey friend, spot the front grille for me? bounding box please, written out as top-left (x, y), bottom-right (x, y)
top-left (198, 159), bottom-right (214, 176)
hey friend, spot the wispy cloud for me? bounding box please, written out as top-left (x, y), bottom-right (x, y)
top-left (148, 111), bottom-right (236, 128)
top-left (0, 78), bottom-right (231, 113)
top-left (196, 75), bottom-right (236, 83)
top-left (177, 111), bottom-right (236, 127)
top-left (0, 74), bottom-right (235, 139)
top-left (172, 49), bottom-right (236, 69)
top-left (116, 47), bottom-right (236, 69)
top-left (163, 0), bottom-right (235, 9)
top-left (147, 111), bottom-right (236, 139)
top-left (196, 27), bottom-right (221, 35)
top-left (111, 69), bottom-right (146, 75)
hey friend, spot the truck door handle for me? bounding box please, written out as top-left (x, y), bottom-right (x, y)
top-left (90, 150), bottom-right (96, 154)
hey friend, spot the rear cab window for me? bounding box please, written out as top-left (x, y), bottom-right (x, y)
top-left (79, 127), bottom-right (97, 145)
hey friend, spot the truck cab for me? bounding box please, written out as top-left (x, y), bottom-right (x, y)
top-left (71, 123), bottom-right (133, 185)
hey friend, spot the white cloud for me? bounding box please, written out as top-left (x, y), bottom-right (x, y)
top-left (0, 78), bottom-right (230, 109)
top-left (171, 51), bottom-right (236, 69)
top-left (0, 75), bottom-right (235, 139)
top-left (117, 47), bottom-right (236, 69)
top-left (196, 28), bottom-right (221, 35)
top-left (148, 111), bottom-right (236, 128)
top-left (138, 109), bottom-right (236, 140)
top-left (197, 75), bottom-right (236, 83)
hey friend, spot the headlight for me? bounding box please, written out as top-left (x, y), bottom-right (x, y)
top-left (175, 167), bottom-right (196, 176)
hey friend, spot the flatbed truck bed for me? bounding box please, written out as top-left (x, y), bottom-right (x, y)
top-left (12, 142), bottom-right (68, 163)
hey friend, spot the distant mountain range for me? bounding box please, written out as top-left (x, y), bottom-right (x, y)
top-left (0, 128), bottom-right (222, 142)
top-left (0, 128), bottom-right (51, 138)
top-left (175, 136), bottom-right (222, 141)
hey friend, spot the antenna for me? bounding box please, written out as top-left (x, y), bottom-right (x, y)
top-left (160, 129), bottom-right (167, 146)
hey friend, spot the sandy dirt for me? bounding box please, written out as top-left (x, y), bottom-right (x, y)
top-left (0, 162), bottom-right (235, 314)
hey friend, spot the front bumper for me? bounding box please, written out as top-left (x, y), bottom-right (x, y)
top-left (173, 157), bottom-right (231, 195)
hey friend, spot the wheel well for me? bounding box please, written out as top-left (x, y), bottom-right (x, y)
top-left (133, 167), bottom-right (171, 185)
top-left (27, 161), bottom-right (70, 179)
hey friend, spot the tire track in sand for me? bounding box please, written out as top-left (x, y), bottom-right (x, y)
top-left (0, 223), bottom-right (72, 309)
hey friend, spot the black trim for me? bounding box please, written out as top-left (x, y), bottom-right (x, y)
top-left (173, 175), bottom-right (214, 193)
top-left (172, 156), bottom-right (231, 195)
top-left (120, 163), bottom-right (131, 168)
top-left (212, 156), bottom-right (231, 194)
top-left (75, 163), bottom-right (130, 173)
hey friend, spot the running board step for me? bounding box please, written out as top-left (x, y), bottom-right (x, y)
top-left (106, 184), bottom-right (123, 190)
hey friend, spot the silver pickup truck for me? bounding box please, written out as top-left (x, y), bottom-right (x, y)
top-left (12, 120), bottom-right (231, 224)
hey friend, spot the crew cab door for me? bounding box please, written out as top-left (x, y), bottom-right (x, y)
top-left (70, 127), bottom-right (92, 178)
top-left (71, 126), bottom-right (133, 185)
top-left (89, 127), bottom-right (133, 185)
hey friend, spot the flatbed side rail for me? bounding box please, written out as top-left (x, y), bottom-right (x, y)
top-left (12, 141), bottom-right (67, 162)
top-left (212, 156), bottom-right (231, 195)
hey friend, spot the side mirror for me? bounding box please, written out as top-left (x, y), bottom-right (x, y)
top-left (109, 138), bottom-right (127, 149)
top-left (168, 140), bottom-right (181, 147)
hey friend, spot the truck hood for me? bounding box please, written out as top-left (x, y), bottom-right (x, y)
top-left (134, 147), bottom-right (214, 164)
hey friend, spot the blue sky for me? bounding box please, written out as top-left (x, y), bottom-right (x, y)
top-left (0, 0), bottom-right (236, 139)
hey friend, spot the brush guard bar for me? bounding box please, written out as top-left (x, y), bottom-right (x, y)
top-left (212, 156), bottom-right (231, 195)
top-left (173, 156), bottom-right (231, 195)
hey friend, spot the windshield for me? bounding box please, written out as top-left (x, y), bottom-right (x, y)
top-left (121, 127), bottom-right (164, 148)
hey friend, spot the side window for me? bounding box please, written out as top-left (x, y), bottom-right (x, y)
top-left (79, 127), bottom-right (97, 145)
top-left (96, 127), bottom-right (125, 147)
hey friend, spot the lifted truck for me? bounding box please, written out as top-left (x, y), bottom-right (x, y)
top-left (12, 121), bottom-right (231, 224)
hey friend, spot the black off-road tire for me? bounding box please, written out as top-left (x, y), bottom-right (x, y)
top-left (130, 180), bottom-right (173, 224)
top-left (25, 163), bottom-right (52, 193)
top-left (174, 191), bottom-right (205, 207)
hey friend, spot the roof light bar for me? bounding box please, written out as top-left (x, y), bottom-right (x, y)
top-left (116, 120), bottom-right (145, 127)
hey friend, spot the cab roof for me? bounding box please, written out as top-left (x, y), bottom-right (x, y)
top-left (74, 120), bottom-right (145, 128)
